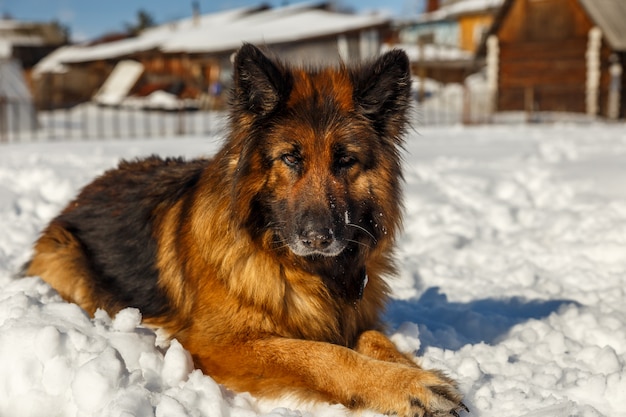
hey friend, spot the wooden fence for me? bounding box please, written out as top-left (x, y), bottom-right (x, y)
top-left (0, 99), bottom-right (227, 143)
top-left (0, 86), bottom-right (551, 143)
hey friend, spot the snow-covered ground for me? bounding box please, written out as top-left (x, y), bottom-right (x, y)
top-left (1, 122), bottom-right (625, 417)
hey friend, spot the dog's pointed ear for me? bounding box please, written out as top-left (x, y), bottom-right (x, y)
top-left (233, 43), bottom-right (291, 116)
top-left (352, 49), bottom-right (412, 138)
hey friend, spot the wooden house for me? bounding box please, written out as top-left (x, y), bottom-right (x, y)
top-left (394, 0), bottom-right (503, 84)
top-left (0, 18), bottom-right (67, 93)
top-left (479, 0), bottom-right (626, 119)
top-left (32, 3), bottom-right (391, 110)
top-left (0, 19), bottom-right (67, 133)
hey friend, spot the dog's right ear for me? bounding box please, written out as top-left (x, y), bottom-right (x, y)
top-left (352, 49), bottom-right (411, 141)
top-left (233, 43), bottom-right (292, 116)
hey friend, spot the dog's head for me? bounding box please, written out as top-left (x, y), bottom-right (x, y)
top-left (228, 43), bottom-right (411, 267)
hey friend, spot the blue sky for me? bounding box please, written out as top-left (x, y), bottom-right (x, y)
top-left (0, 0), bottom-right (426, 42)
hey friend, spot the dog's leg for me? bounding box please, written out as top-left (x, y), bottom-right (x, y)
top-left (26, 222), bottom-right (99, 314)
top-left (354, 330), bottom-right (419, 367)
top-left (354, 330), bottom-right (469, 415)
top-left (195, 337), bottom-right (465, 417)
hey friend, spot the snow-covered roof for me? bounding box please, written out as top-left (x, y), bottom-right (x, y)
top-left (0, 18), bottom-right (60, 57)
top-left (31, 45), bottom-right (75, 74)
top-left (402, 0), bottom-right (504, 24)
top-left (383, 42), bottom-right (472, 62)
top-left (439, 0), bottom-right (504, 16)
top-left (58, 6), bottom-right (262, 64)
top-left (163, 7), bottom-right (389, 54)
top-left (34, 4), bottom-right (389, 73)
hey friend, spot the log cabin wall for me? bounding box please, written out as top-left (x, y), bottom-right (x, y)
top-left (496, 0), bottom-right (613, 115)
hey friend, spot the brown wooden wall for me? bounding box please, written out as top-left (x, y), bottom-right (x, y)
top-left (495, 0), bottom-right (615, 115)
top-left (498, 39), bottom-right (590, 113)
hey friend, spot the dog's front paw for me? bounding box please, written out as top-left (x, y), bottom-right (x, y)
top-left (362, 366), bottom-right (468, 417)
top-left (408, 382), bottom-right (469, 417)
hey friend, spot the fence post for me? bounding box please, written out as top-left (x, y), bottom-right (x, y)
top-left (82, 105), bottom-right (88, 140)
top-left (160, 109), bottom-right (165, 137)
top-left (65, 105), bottom-right (71, 140)
top-left (14, 99), bottom-right (19, 142)
top-left (0, 96), bottom-right (6, 143)
top-left (607, 58), bottom-right (622, 120)
top-left (177, 106), bottom-right (184, 136)
top-left (525, 86), bottom-right (535, 122)
top-left (129, 107), bottom-right (135, 138)
top-left (462, 85), bottom-right (471, 125)
top-left (586, 27), bottom-right (602, 118)
top-left (113, 106), bottom-right (120, 138)
top-left (97, 105), bottom-right (103, 140)
top-left (30, 99), bottom-right (38, 141)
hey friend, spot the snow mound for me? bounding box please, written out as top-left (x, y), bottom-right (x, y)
top-left (1, 123), bottom-right (626, 416)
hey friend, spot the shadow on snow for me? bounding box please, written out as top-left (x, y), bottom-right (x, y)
top-left (384, 287), bottom-right (578, 352)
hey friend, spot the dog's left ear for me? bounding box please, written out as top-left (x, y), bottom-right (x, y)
top-left (352, 49), bottom-right (412, 139)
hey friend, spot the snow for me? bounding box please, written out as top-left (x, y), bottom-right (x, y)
top-left (1, 121), bottom-right (626, 416)
top-left (93, 60), bottom-right (145, 107)
top-left (33, 4), bottom-right (388, 73)
top-left (383, 42), bottom-right (473, 62)
top-left (31, 6), bottom-right (257, 74)
top-left (0, 59), bottom-right (37, 132)
top-left (407, 0), bottom-right (505, 22)
top-left (161, 8), bottom-right (388, 54)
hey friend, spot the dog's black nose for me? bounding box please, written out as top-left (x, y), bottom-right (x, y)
top-left (300, 227), bottom-right (334, 250)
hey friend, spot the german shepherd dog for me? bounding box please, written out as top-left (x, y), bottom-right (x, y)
top-left (24, 44), bottom-right (466, 417)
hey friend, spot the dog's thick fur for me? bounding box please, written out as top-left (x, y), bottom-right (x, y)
top-left (25, 44), bottom-right (466, 416)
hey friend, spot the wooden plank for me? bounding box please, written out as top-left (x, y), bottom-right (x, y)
top-left (500, 60), bottom-right (586, 86)
top-left (499, 40), bottom-right (587, 61)
top-left (498, 87), bottom-right (586, 113)
top-left (498, 0), bottom-right (594, 42)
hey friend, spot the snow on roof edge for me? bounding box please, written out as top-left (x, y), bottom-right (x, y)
top-left (161, 9), bottom-right (389, 54)
top-left (398, 0), bottom-right (504, 24)
top-left (34, 3), bottom-right (389, 71)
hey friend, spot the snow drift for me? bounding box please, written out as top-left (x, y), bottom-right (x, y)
top-left (0, 123), bottom-right (625, 417)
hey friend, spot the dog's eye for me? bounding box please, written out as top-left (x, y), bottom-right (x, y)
top-left (337, 155), bottom-right (357, 169)
top-left (281, 153), bottom-right (301, 168)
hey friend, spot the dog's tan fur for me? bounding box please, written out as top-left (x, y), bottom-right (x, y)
top-left (26, 44), bottom-right (465, 417)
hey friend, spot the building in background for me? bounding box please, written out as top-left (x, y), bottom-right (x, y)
top-left (0, 18), bottom-right (67, 74)
top-left (478, 0), bottom-right (626, 120)
top-left (32, 3), bottom-right (391, 110)
top-left (0, 18), bottom-right (67, 134)
top-left (393, 0), bottom-right (503, 85)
